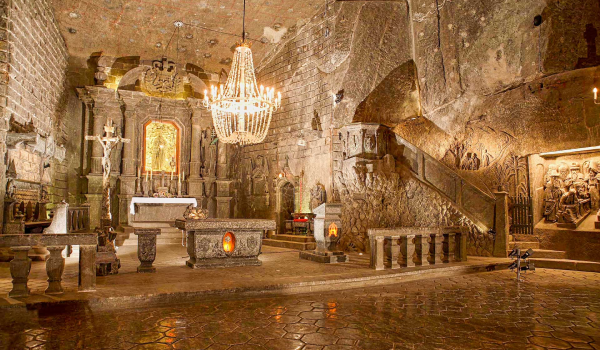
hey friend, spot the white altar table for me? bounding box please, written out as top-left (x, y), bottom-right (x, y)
top-left (129, 197), bottom-right (198, 215)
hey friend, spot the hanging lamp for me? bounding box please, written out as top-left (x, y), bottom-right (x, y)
top-left (203, 0), bottom-right (281, 146)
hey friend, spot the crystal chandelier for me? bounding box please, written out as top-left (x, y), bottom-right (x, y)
top-left (203, 0), bottom-right (281, 146)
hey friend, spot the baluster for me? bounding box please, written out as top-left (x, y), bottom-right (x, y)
top-left (415, 234), bottom-right (430, 266)
top-left (443, 232), bottom-right (456, 263)
top-left (374, 236), bottom-right (385, 271)
top-left (45, 246), bottom-right (65, 294)
top-left (429, 233), bottom-right (443, 264)
top-left (387, 235), bottom-right (400, 269)
top-left (9, 246), bottom-right (31, 297)
top-left (400, 234), bottom-right (415, 268)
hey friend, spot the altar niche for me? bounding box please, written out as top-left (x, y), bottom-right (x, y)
top-left (143, 120), bottom-right (180, 175)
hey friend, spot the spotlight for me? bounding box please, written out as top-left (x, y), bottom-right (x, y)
top-left (508, 248), bottom-right (519, 258)
top-left (520, 248), bottom-right (534, 260)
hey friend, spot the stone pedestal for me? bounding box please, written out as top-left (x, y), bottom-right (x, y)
top-left (176, 218), bottom-right (275, 268)
top-left (134, 228), bottom-right (160, 273)
top-left (9, 246), bottom-right (31, 297)
top-left (79, 245), bottom-right (97, 291)
top-left (299, 203), bottom-right (349, 264)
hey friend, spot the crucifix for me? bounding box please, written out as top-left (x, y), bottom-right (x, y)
top-left (85, 118), bottom-right (130, 275)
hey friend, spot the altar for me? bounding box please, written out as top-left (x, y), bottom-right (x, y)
top-left (128, 197), bottom-right (198, 224)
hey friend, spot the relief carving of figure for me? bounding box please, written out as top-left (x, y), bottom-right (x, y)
top-left (309, 183), bottom-right (326, 211)
top-left (543, 170), bottom-right (562, 222)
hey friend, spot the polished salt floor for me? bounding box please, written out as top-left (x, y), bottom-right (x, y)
top-left (0, 269), bottom-right (599, 350)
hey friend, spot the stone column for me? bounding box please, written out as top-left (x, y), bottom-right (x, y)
top-left (134, 228), bottom-right (160, 273)
top-left (45, 246), bottom-right (65, 294)
top-left (399, 234), bottom-right (415, 268)
top-left (90, 107), bottom-right (105, 175)
top-left (493, 191), bottom-right (510, 258)
top-left (78, 245), bottom-right (96, 292)
top-left (9, 246), bottom-right (31, 297)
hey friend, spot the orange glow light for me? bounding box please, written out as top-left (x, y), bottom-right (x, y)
top-left (223, 232), bottom-right (236, 253)
top-left (328, 222), bottom-right (338, 237)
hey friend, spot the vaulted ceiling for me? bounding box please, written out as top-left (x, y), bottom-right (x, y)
top-left (49, 0), bottom-right (326, 73)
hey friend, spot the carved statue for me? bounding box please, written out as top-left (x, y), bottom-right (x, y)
top-left (543, 171), bottom-right (562, 222)
top-left (85, 118), bottom-right (130, 272)
top-left (310, 184), bottom-right (326, 211)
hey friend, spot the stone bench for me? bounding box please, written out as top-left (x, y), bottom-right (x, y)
top-left (368, 226), bottom-right (468, 271)
top-left (0, 233), bottom-right (97, 297)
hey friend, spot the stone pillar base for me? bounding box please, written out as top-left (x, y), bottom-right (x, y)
top-left (96, 251), bottom-right (120, 276)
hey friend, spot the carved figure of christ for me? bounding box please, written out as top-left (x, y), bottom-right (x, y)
top-left (85, 119), bottom-right (130, 223)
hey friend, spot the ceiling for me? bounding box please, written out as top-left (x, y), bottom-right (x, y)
top-left (50, 0), bottom-right (326, 73)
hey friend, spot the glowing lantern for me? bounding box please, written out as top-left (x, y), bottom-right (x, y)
top-left (223, 232), bottom-right (236, 254)
top-left (328, 222), bottom-right (338, 238)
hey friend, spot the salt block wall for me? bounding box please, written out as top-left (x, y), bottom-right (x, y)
top-left (0, 0), bottom-right (69, 231)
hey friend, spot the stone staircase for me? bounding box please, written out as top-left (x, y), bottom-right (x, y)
top-left (509, 235), bottom-right (600, 272)
top-left (263, 234), bottom-right (316, 251)
top-left (116, 223), bottom-right (184, 246)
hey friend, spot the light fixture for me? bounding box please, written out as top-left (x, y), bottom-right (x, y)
top-left (203, 0), bottom-right (281, 146)
top-left (594, 87), bottom-right (598, 104)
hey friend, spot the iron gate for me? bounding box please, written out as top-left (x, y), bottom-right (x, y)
top-left (509, 195), bottom-right (534, 234)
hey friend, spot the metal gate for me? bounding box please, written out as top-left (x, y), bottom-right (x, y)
top-left (510, 195), bottom-right (533, 234)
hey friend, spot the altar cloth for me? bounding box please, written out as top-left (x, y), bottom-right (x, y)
top-left (130, 197), bottom-right (197, 215)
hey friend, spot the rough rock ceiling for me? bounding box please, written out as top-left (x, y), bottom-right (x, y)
top-left (50, 0), bottom-right (325, 73)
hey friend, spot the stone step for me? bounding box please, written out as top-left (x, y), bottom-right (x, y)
top-left (130, 222), bottom-right (174, 228)
top-left (268, 234), bottom-right (316, 243)
top-left (509, 241), bottom-right (540, 250)
top-left (262, 239), bottom-right (316, 251)
top-left (529, 258), bottom-right (600, 273)
top-left (533, 249), bottom-right (567, 259)
top-left (505, 249), bottom-right (566, 259)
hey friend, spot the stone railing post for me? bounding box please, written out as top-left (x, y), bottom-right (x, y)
top-left (429, 233), bottom-right (443, 264)
top-left (45, 246), bottom-right (65, 294)
top-left (373, 236), bottom-right (385, 271)
top-left (9, 246), bottom-right (31, 297)
top-left (79, 245), bottom-right (97, 292)
top-left (399, 234), bottom-right (415, 268)
top-left (493, 191), bottom-right (510, 257)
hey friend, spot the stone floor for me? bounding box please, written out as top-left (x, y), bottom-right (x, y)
top-left (0, 269), bottom-right (599, 350)
top-left (0, 245), bottom-right (509, 307)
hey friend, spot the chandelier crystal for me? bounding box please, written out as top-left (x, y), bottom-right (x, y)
top-left (203, 42), bottom-right (281, 145)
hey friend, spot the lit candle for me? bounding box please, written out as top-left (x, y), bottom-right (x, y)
top-left (171, 170), bottom-right (173, 181)
top-left (594, 87), bottom-right (598, 101)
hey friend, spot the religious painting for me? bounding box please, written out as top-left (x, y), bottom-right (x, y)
top-left (143, 120), bottom-right (180, 174)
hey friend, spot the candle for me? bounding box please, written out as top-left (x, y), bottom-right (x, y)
top-left (150, 168), bottom-right (153, 180)
top-left (137, 166), bottom-right (141, 178)
top-left (178, 171), bottom-right (181, 185)
top-left (171, 170), bottom-right (173, 181)
top-left (594, 87), bottom-right (598, 101)
top-left (145, 168), bottom-right (148, 182)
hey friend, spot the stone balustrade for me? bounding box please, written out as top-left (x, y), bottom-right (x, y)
top-left (368, 226), bottom-right (468, 271)
top-left (0, 233), bottom-right (97, 297)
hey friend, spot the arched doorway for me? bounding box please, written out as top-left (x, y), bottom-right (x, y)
top-left (279, 182), bottom-right (295, 234)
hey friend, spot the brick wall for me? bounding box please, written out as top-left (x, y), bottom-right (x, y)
top-left (0, 0), bottom-right (68, 231)
top-left (237, 6), bottom-right (337, 218)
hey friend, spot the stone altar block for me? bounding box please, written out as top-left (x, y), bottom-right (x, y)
top-left (129, 197), bottom-right (198, 224)
top-left (175, 218), bottom-right (275, 268)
